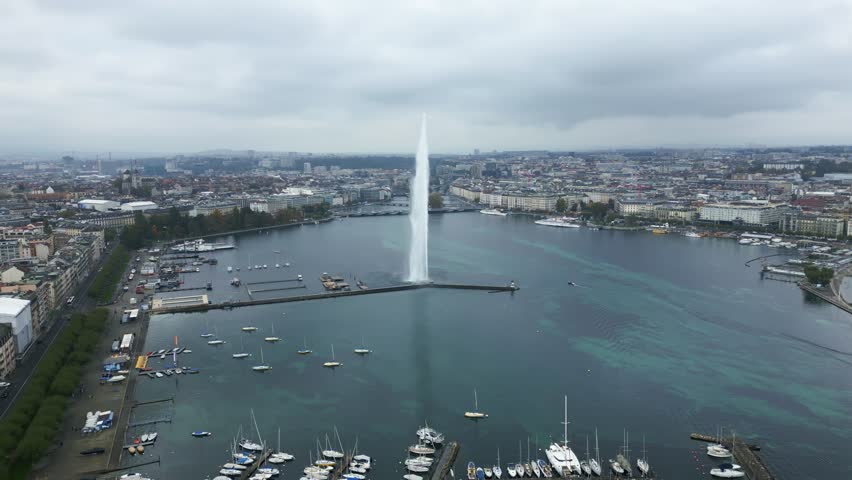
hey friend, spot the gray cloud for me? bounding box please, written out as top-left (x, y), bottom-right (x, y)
top-left (1, 0), bottom-right (851, 154)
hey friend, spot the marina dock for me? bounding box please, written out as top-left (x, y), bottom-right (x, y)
top-left (430, 441), bottom-right (460, 480)
top-left (151, 282), bottom-right (518, 314)
top-left (691, 433), bottom-right (773, 480)
top-left (239, 448), bottom-right (272, 480)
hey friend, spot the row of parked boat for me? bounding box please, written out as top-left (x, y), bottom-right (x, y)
top-left (402, 424), bottom-right (445, 480)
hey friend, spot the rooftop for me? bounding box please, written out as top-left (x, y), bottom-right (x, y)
top-left (0, 296), bottom-right (31, 316)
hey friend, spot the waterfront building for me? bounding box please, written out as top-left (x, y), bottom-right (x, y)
top-left (0, 323), bottom-right (15, 378)
top-left (190, 203), bottom-right (239, 217)
top-left (699, 201), bottom-right (789, 227)
top-left (616, 199), bottom-right (662, 217)
top-left (0, 297), bottom-right (33, 354)
top-left (783, 213), bottom-right (847, 238)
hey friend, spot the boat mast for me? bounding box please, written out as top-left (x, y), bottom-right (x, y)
top-left (562, 395), bottom-right (569, 446)
top-left (595, 428), bottom-right (600, 465)
top-left (474, 389), bottom-right (479, 411)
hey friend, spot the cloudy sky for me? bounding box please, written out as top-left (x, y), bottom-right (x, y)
top-left (1, 0), bottom-right (851, 154)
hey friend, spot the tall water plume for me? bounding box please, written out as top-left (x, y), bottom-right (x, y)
top-left (407, 115), bottom-right (430, 282)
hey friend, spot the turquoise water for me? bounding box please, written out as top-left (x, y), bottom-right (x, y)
top-left (128, 214), bottom-right (852, 479)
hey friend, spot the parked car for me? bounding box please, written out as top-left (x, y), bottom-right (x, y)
top-left (0, 381), bottom-right (11, 388)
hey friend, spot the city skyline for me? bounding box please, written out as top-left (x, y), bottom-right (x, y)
top-left (2, 1), bottom-right (851, 153)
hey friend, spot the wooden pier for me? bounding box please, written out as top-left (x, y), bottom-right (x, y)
top-left (152, 282), bottom-right (519, 314)
top-left (330, 452), bottom-right (354, 480)
top-left (690, 433), bottom-right (773, 480)
top-left (430, 441), bottom-right (460, 480)
top-left (246, 278), bottom-right (304, 285)
top-left (239, 449), bottom-right (272, 480)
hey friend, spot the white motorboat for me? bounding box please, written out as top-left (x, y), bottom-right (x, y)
top-left (323, 344), bottom-right (341, 368)
top-left (407, 464), bottom-right (429, 473)
top-left (406, 457), bottom-right (434, 466)
top-left (200, 333), bottom-right (214, 338)
top-left (417, 423), bottom-right (445, 444)
top-left (275, 263), bottom-right (280, 268)
top-left (545, 397), bottom-right (581, 476)
top-left (242, 326), bottom-right (258, 332)
top-left (480, 208), bottom-right (507, 216)
top-left (252, 347), bottom-right (271, 371)
top-left (711, 463), bottom-right (745, 478)
top-left (148, 432), bottom-right (158, 441)
top-left (409, 444), bottom-right (436, 455)
top-left (220, 468), bottom-right (242, 476)
top-left (227, 266), bottom-right (233, 272)
top-left (233, 352), bottom-right (250, 359)
top-left (463, 389), bottom-right (488, 419)
top-left (684, 231), bottom-right (702, 238)
top-left (222, 463), bottom-right (247, 470)
top-left (535, 217), bottom-right (581, 228)
top-left (707, 445), bottom-right (732, 458)
top-left (208, 340), bottom-right (226, 345)
top-left (107, 375), bottom-right (126, 383)
top-left (257, 467), bottom-right (280, 475)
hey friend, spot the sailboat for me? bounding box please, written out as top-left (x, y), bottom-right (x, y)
top-left (241, 326), bottom-right (257, 332)
top-left (515, 441), bottom-right (525, 478)
top-left (297, 337), bottom-right (312, 355)
top-left (463, 389), bottom-right (488, 418)
top-left (323, 344), bottom-right (341, 368)
top-left (252, 347), bottom-right (271, 371)
top-left (233, 336), bottom-right (251, 359)
top-left (227, 266), bottom-right (233, 272)
top-left (493, 448), bottom-right (503, 479)
top-left (354, 335), bottom-right (371, 355)
top-left (579, 436), bottom-right (592, 476)
top-left (545, 396), bottom-right (581, 475)
top-left (264, 322), bottom-right (281, 342)
top-left (528, 438), bottom-right (540, 477)
top-left (636, 435), bottom-right (650, 475)
top-left (590, 429), bottom-right (602, 476)
top-left (615, 430), bottom-right (632, 476)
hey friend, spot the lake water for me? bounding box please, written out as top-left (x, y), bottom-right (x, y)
top-left (128, 213), bottom-right (852, 479)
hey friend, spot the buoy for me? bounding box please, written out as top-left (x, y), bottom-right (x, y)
top-left (128, 446), bottom-right (137, 455)
top-left (137, 445), bottom-right (145, 454)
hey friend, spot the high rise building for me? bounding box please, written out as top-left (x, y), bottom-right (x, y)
top-left (303, 162), bottom-right (312, 174)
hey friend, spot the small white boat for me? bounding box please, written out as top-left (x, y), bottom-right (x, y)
top-left (407, 465), bottom-right (429, 473)
top-left (192, 431), bottom-right (212, 437)
top-left (298, 337), bottom-right (312, 355)
top-left (406, 457), bottom-right (433, 466)
top-left (148, 432), bottom-right (158, 441)
top-left (107, 375), bottom-right (126, 383)
top-left (707, 446), bottom-right (732, 458)
top-left (285, 262), bottom-right (291, 267)
top-left (711, 464), bottom-right (745, 478)
top-left (257, 467), bottom-right (280, 475)
top-left (239, 439), bottom-right (263, 451)
top-left (200, 333), bottom-right (214, 338)
top-left (184, 349), bottom-right (192, 353)
top-left (233, 353), bottom-right (251, 359)
top-left (609, 459), bottom-right (624, 475)
top-left (409, 444), bottom-right (436, 455)
top-left (208, 340), bottom-right (226, 345)
top-left (323, 344), bottom-right (341, 368)
top-left (252, 347), bottom-right (271, 371)
top-left (265, 322), bottom-right (281, 342)
top-left (227, 266), bottom-right (233, 272)
top-left (463, 389), bottom-right (488, 418)
top-left (220, 468), bottom-right (242, 476)
top-left (275, 264), bottom-right (280, 268)
top-left (222, 463), bottom-right (247, 470)
top-left (242, 326), bottom-right (258, 332)
top-left (636, 436), bottom-right (650, 475)
top-left (507, 463), bottom-right (517, 478)
top-left (403, 475), bottom-right (423, 480)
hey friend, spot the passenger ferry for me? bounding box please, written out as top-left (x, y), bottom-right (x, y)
top-left (480, 208), bottom-right (508, 216)
top-left (534, 217), bottom-right (581, 228)
top-left (171, 239), bottom-right (235, 253)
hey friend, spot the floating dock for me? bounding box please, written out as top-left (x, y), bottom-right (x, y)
top-left (151, 282), bottom-right (518, 314)
top-left (430, 441), bottom-right (460, 480)
top-left (691, 433), bottom-right (773, 480)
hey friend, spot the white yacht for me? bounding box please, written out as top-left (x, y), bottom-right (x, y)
top-left (409, 444), bottom-right (436, 455)
top-left (535, 217), bottom-right (581, 228)
top-left (323, 344), bottom-right (341, 368)
top-left (480, 209), bottom-right (507, 216)
top-left (252, 347), bottom-right (271, 372)
top-left (684, 231), bottom-right (702, 238)
top-left (463, 389), bottom-right (488, 419)
top-left (711, 463), bottom-right (745, 478)
top-left (545, 397), bottom-right (581, 475)
top-left (241, 326), bottom-right (258, 332)
top-left (239, 439), bottom-right (263, 452)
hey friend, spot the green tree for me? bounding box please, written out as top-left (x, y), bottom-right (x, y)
top-left (555, 197), bottom-right (567, 213)
top-left (428, 192), bottom-right (444, 209)
top-left (803, 265), bottom-right (834, 285)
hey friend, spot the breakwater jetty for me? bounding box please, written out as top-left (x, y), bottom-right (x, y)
top-left (430, 441), bottom-right (460, 480)
top-left (151, 282), bottom-right (518, 314)
top-left (690, 433), bottom-right (773, 480)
